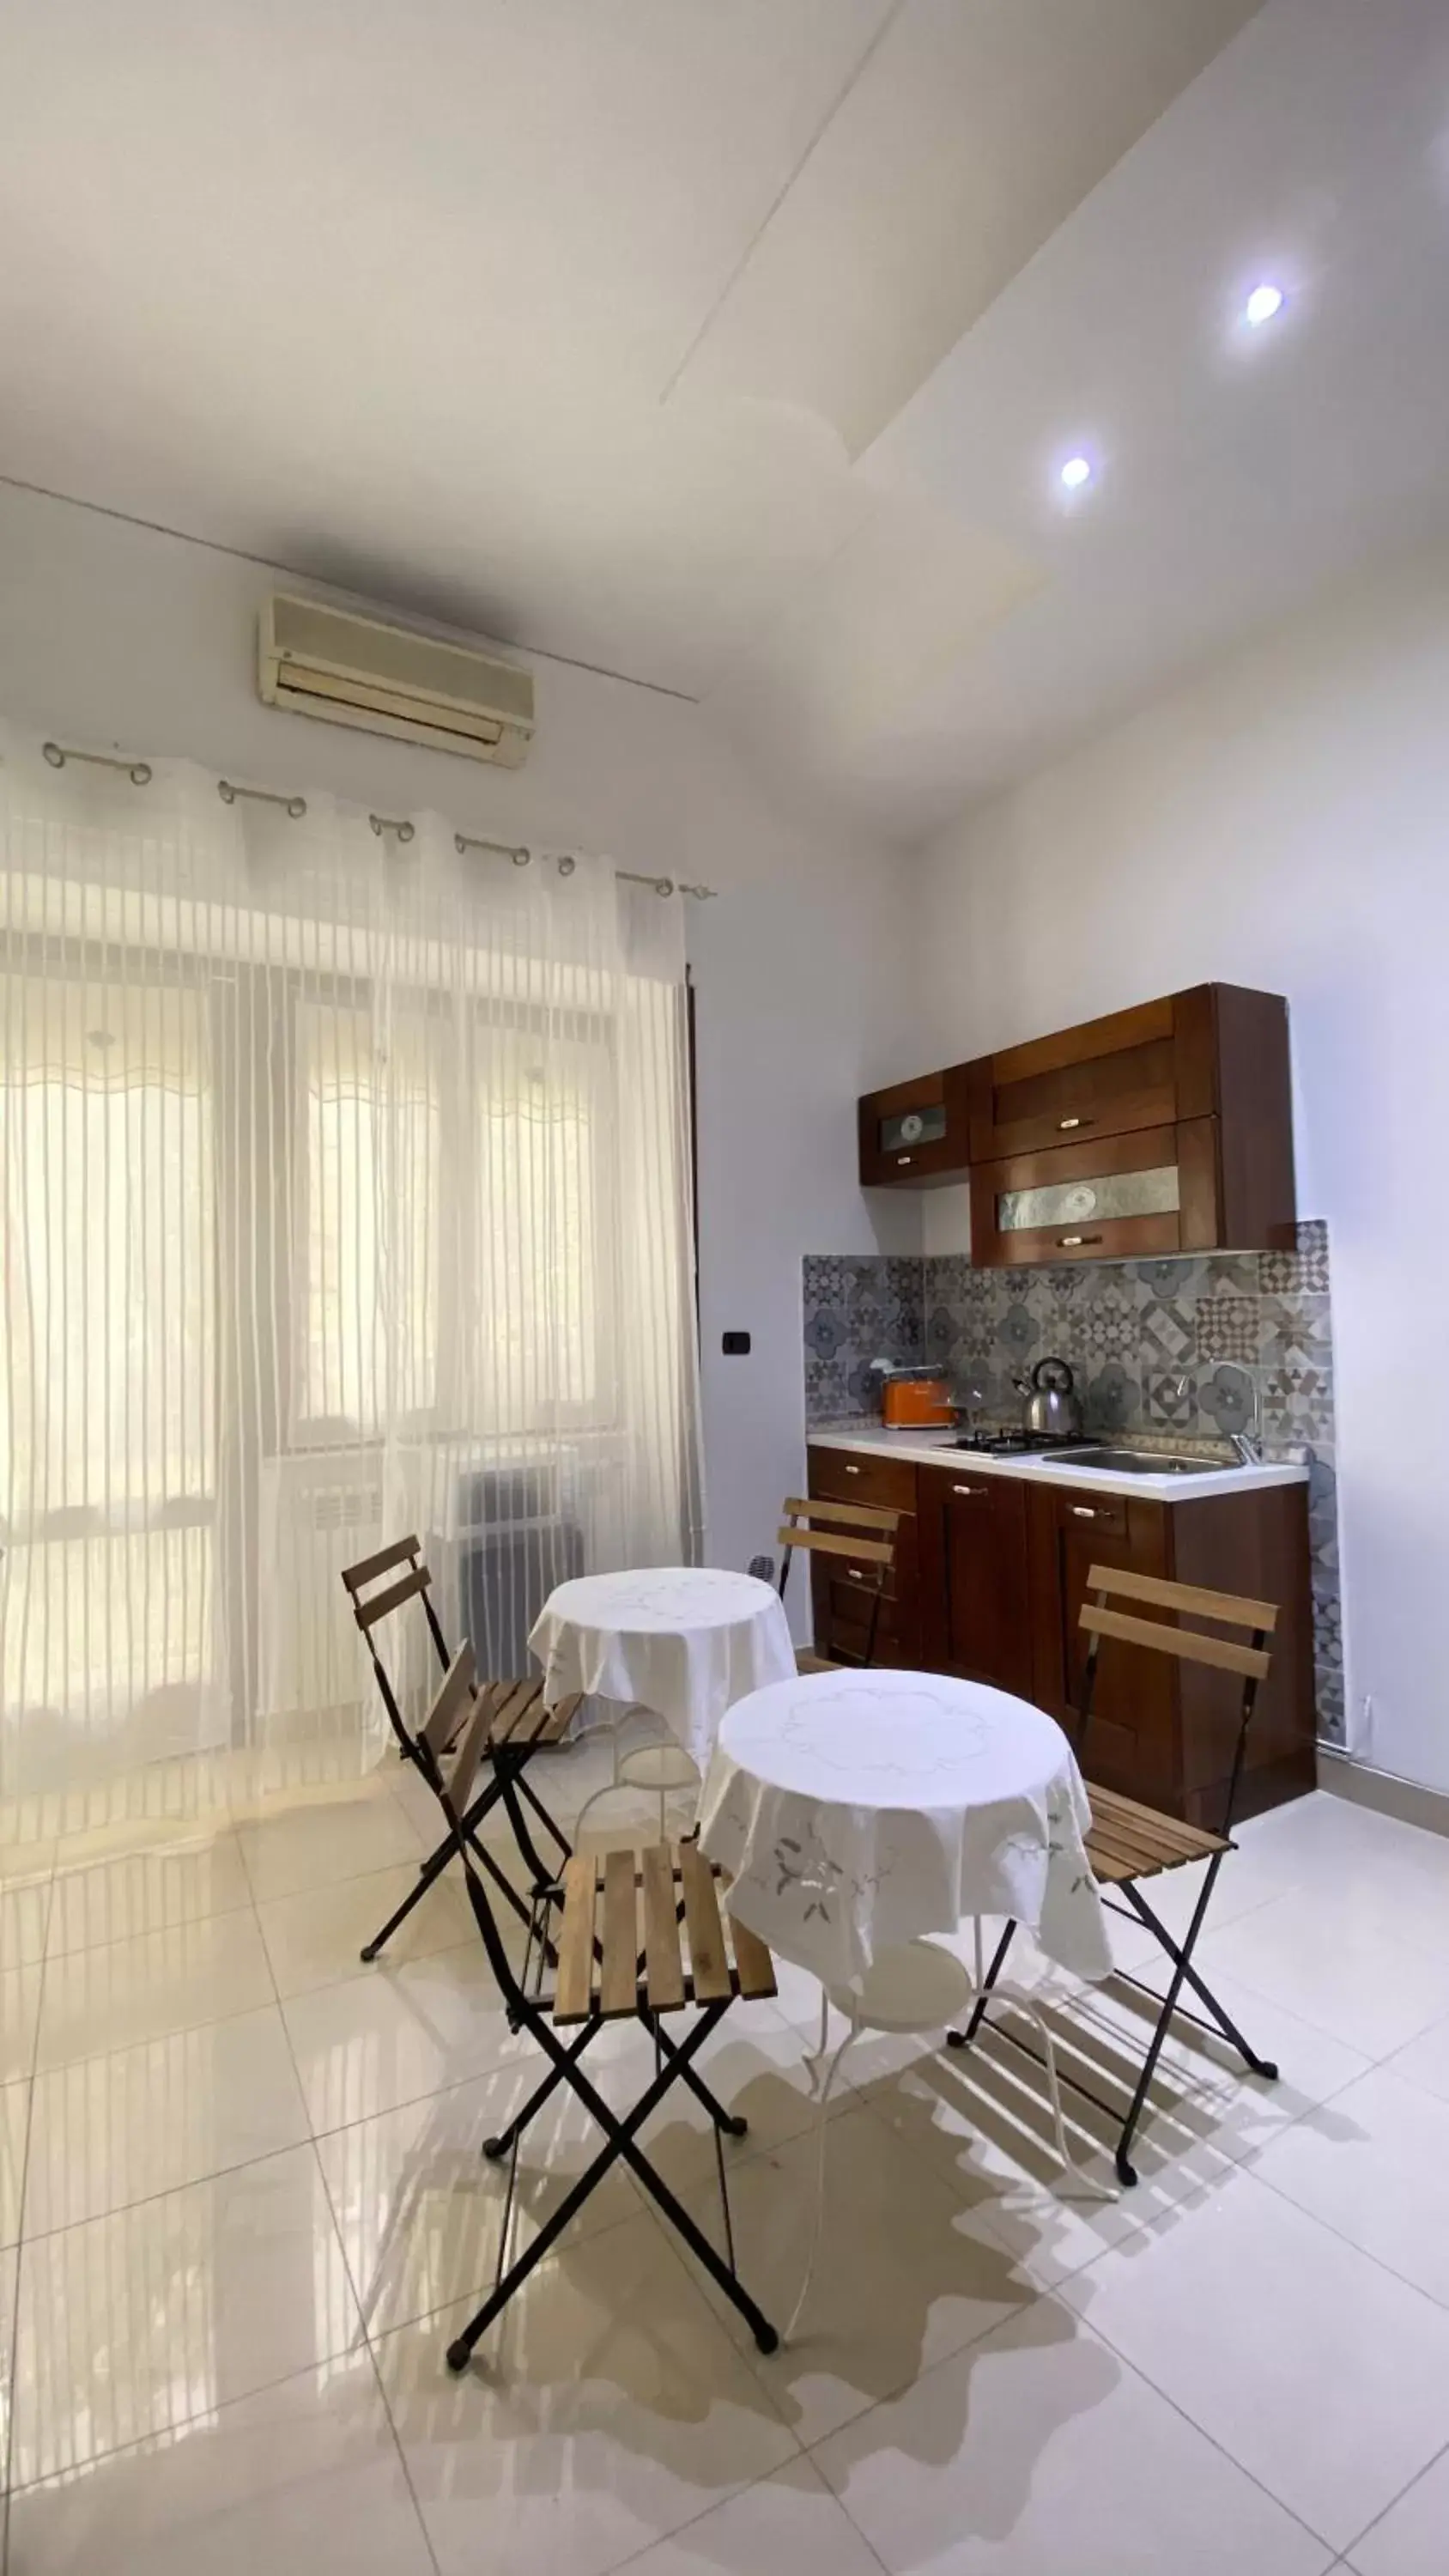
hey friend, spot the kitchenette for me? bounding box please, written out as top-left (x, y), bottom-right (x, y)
top-left (801, 981), bottom-right (1337, 1827)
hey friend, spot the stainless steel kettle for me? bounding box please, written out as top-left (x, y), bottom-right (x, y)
top-left (1014, 1355), bottom-right (1083, 1441)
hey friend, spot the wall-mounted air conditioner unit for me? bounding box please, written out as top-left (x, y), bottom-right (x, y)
top-left (258, 593), bottom-right (535, 767)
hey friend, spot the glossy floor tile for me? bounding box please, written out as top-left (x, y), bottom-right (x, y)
top-left (373, 2209), bottom-right (799, 2576)
top-left (856, 1952), bottom-right (1369, 2285)
top-left (0, 1838), bottom-right (56, 1888)
top-left (0, 2244), bottom-right (17, 2451)
top-left (282, 1942), bottom-right (533, 2136)
top-left (1348, 2442), bottom-right (1449, 2576)
top-left (23, 2008), bottom-right (311, 2234)
top-left (1057, 2170), bottom-right (1449, 2550)
top-left (33, 1912), bottom-right (276, 2073)
top-left (1382, 2002), bottom-right (1449, 2104)
top-left (10, 2145), bottom-right (362, 2488)
top-left (811, 2292), bottom-right (1334, 2575)
top-left (317, 2059), bottom-right (643, 2339)
top-left (45, 1832), bottom-right (252, 1959)
top-left (1, 2086), bottom-right (29, 2252)
top-left (621, 2453), bottom-right (882, 2576)
top-left (0, 1876), bottom-right (52, 1971)
top-left (5, 2351), bottom-right (433, 2576)
top-left (4, 1760), bottom-right (1449, 2576)
top-left (1191, 1880), bottom-right (1449, 2059)
top-left (686, 2100), bottom-right (1042, 2449)
top-left (1251, 2061), bottom-right (1449, 2309)
top-left (235, 1791), bottom-right (423, 1904)
top-left (0, 1965), bottom-right (42, 2087)
top-left (255, 1860), bottom-right (476, 2000)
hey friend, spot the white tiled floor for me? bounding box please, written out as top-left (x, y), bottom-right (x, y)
top-left (3, 1756), bottom-right (1449, 2573)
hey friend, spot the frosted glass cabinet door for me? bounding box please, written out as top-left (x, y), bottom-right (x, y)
top-left (996, 1164), bottom-right (1181, 1239)
top-left (858, 1063), bottom-right (973, 1188)
top-left (970, 1120), bottom-right (1222, 1267)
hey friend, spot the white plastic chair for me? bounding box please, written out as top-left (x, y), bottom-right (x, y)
top-left (786, 1926), bottom-right (1117, 2340)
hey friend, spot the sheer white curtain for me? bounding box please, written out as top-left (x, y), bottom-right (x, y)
top-left (0, 729), bottom-right (701, 1803)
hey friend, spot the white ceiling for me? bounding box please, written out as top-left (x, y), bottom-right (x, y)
top-left (2, 0), bottom-right (1446, 842)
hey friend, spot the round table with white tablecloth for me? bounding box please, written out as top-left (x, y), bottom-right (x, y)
top-left (529, 1565), bottom-right (797, 1771)
top-left (696, 1665), bottom-right (1113, 1990)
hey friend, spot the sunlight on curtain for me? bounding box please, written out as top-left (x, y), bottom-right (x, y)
top-left (0, 732), bottom-right (701, 1810)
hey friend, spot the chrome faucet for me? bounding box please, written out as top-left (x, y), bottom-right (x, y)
top-left (1228, 1376), bottom-right (1264, 1466)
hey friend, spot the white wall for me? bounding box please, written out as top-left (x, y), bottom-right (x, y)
top-left (916, 541), bottom-right (1449, 1791)
top-left (0, 481), bottom-right (919, 1609)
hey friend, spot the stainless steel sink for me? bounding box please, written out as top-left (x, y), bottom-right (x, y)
top-left (1054, 1445), bottom-right (1235, 1476)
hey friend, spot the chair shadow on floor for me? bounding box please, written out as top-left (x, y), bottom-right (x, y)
top-left (367, 2067), bottom-right (1115, 2549)
top-left (355, 2017), bottom-right (1367, 2552)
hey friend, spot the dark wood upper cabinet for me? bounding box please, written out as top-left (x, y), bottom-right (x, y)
top-left (860, 983), bottom-right (1295, 1261)
top-left (858, 1064), bottom-right (973, 1188)
top-left (965, 992), bottom-right (1203, 1161)
top-left (967, 1117), bottom-right (1226, 1267)
top-left (968, 984), bottom-right (1293, 1265)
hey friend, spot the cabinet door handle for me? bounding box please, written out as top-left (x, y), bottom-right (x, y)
top-left (1070, 1504), bottom-right (1100, 1519)
top-left (848, 1566), bottom-right (864, 1581)
top-left (1058, 1233), bottom-right (1103, 1248)
top-left (1057, 1115), bottom-right (1094, 1132)
top-left (844, 1463), bottom-right (861, 1477)
top-left (952, 1482), bottom-right (988, 1498)
top-left (896, 1154), bottom-right (912, 1166)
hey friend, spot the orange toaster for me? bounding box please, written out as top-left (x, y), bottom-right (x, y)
top-left (882, 1374), bottom-right (955, 1428)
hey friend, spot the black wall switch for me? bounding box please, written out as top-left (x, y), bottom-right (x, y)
top-left (721, 1330), bottom-right (751, 1356)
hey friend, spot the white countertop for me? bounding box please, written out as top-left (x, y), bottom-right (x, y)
top-left (807, 1422), bottom-right (1309, 1504)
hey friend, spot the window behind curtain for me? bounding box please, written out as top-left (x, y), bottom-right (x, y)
top-left (1, 756), bottom-right (701, 1808)
top-left (0, 977), bottom-right (215, 1735)
top-left (295, 995), bottom-right (611, 1444)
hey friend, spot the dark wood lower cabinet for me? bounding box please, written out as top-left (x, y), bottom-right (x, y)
top-left (806, 1443), bottom-right (1315, 1826)
top-left (1026, 1485), bottom-right (1175, 1807)
top-left (917, 1466), bottom-right (1032, 1696)
top-left (806, 1442), bottom-right (922, 1670)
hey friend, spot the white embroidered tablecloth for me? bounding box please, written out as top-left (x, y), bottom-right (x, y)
top-left (697, 1667), bottom-right (1113, 1990)
top-left (530, 1567), bottom-right (797, 1770)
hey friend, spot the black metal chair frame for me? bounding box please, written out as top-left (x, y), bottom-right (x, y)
top-left (947, 1568), bottom-right (1280, 2186)
top-left (403, 1678), bottom-right (779, 2372)
top-left (342, 1536), bottom-right (573, 1965)
top-left (777, 1494), bottom-right (899, 1669)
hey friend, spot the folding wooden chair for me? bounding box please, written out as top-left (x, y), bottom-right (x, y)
top-left (775, 1496), bottom-right (900, 1676)
top-left (949, 1564), bottom-right (1280, 2186)
top-left (341, 1536), bottom-right (583, 1963)
top-left (399, 1659), bottom-right (781, 2370)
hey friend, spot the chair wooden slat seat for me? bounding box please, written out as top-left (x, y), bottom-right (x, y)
top-left (476, 1677), bottom-right (585, 1749)
top-left (551, 1843), bottom-right (778, 2026)
top-left (1084, 1788), bottom-right (1231, 1887)
top-left (794, 1648), bottom-right (839, 1676)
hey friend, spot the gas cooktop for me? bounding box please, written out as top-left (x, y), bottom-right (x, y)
top-left (952, 1429), bottom-right (1082, 1457)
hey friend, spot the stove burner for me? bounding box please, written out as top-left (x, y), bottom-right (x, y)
top-left (953, 1429), bottom-right (1080, 1457)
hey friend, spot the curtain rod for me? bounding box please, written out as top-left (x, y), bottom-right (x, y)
top-left (452, 828), bottom-right (713, 900)
top-left (39, 740), bottom-right (718, 898)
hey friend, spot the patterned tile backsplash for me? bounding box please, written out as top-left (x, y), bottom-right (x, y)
top-left (802, 1222), bottom-right (1343, 1745)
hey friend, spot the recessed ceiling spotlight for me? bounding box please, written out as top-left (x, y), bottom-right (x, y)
top-left (1244, 283), bottom-right (1284, 328)
top-left (1059, 455), bottom-right (1092, 491)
